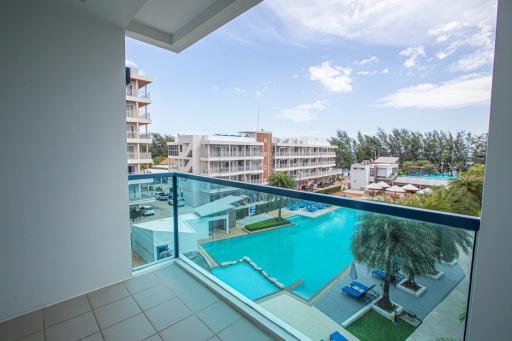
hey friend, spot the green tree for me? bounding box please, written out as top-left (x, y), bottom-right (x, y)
top-left (329, 130), bottom-right (356, 169)
top-left (150, 133), bottom-right (175, 162)
top-left (352, 214), bottom-right (437, 310)
top-left (267, 172), bottom-right (296, 219)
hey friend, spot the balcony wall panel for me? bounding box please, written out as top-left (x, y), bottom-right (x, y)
top-left (0, 2), bottom-right (131, 322)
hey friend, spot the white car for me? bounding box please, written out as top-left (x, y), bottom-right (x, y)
top-left (139, 205), bottom-right (155, 216)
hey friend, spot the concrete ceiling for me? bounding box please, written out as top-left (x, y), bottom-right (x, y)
top-left (39, 0), bottom-right (261, 53)
top-left (126, 0), bottom-right (262, 53)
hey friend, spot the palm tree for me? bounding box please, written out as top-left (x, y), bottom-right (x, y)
top-left (397, 190), bottom-right (474, 266)
top-left (352, 213), bottom-right (437, 310)
top-left (267, 172), bottom-right (296, 219)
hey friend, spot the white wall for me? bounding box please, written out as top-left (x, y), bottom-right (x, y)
top-left (0, 2), bottom-right (132, 321)
top-left (350, 166), bottom-right (370, 190)
top-left (467, 1), bottom-right (511, 339)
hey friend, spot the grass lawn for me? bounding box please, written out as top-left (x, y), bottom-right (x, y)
top-left (245, 217), bottom-right (291, 232)
top-left (346, 310), bottom-right (416, 341)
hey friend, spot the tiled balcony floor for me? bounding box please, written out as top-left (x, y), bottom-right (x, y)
top-left (0, 262), bottom-right (273, 341)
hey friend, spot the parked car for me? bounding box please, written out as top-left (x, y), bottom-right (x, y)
top-left (139, 205), bottom-right (155, 216)
top-left (154, 192), bottom-right (169, 201)
top-left (168, 195), bottom-right (185, 207)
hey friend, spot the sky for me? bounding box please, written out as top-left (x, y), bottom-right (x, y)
top-left (125, 0), bottom-right (497, 140)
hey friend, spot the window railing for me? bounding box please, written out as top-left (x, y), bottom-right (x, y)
top-left (128, 172), bottom-right (479, 341)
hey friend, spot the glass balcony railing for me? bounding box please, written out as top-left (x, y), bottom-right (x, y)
top-left (127, 172), bottom-right (479, 341)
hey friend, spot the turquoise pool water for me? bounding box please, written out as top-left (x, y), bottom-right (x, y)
top-left (203, 208), bottom-right (359, 300)
top-left (211, 262), bottom-right (279, 300)
top-left (401, 173), bottom-right (457, 180)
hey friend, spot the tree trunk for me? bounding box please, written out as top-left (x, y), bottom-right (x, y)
top-left (278, 207), bottom-right (282, 219)
top-left (382, 278), bottom-right (392, 309)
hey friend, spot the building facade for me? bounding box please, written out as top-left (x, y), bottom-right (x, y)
top-left (126, 67), bottom-right (153, 175)
top-left (168, 130), bottom-right (341, 187)
top-left (272, 137), bottom-right (339, 189)
top-left (168, 133), bottom-right (265, 183)
top-left (350, 157), bottom-right (399, 190)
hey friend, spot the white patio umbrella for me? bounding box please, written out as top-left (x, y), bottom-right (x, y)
top-left (349, 262), bottom-right (358, 280)
top-left (365, 183), bottom-right (383, 190)
top-left (401, 184), bottom-right (420, 192)
top-left (417, 187), bottom-right (433, 195)
top-left (386, 185), bottom-right (406, 193)
top-left (376, 181), bottom-right (391, 189)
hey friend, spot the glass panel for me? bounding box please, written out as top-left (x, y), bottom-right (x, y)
top-left (129, 176), bottom-right (174, 269)
top-left (177, 177), bottom-right (475, 341)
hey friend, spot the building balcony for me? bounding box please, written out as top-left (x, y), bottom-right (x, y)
top-left (273, 152), bottom-right (336, 159)
top-left (126, 110), bottom-right (151, 123)
top-left (127, 152), bottom-right (153, 163)
top-left (127, 132), bottom-right (153, 143)
top-left (124, 172), bottom-right (479, 341)
top-left (201, 152), bottom-right (263, 160)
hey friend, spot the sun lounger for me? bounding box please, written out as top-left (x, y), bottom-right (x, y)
top-left (287, 204), bottom-right (298, 211)
top-left (342, 281), bottom-right (375, 299)
top-left (306, 206), bottom-right (318, 212)
top-left (371, 268), bottom-right (386, 280)
top-left (371, 268), bottom-right (404, 284)
top-left (329, 331), bottom-right (349, 341)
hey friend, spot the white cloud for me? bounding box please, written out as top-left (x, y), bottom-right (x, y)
top-left (450, 48), bottom-right (494, 72)
top-left (308, 61), bottom-right (353, 93)
top-left (399, 46), bottom-right (426, 68)
top-left (125, 59), bottom-right (137, 68)
top-left (354, 56), bottom-right (378, 65)
top-left (381, 68), bottom-right (390, 74)
top-left (292, 74), bottom-right (300, 79)
top-left (264, 0), bottom-right (496, 46)
top-left (277, 100), bottom-right (327, 122)
top-left (428, 19), bottom-right (495, 72)
top-left (234, 87), bottom-right (246, 93)
top-left (357, 70), bottom-right (379, 76)
top-left (376, 74), bottom-right (492, 109)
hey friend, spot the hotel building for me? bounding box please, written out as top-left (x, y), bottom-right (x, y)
top-left (168, 130), bottom-right (341, 187)
top-left (168, 133), bottom-right (265, 184)
top-left (350, 157), bottom-right (399, 190)
top-left (126, 67), bottom-right (153, 175)
top-left (272, 137), bottom-right (339, 188)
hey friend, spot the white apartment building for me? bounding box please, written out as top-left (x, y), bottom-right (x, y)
top-left (272, 137), bottom-right (339, 188)
top-left (168, 134), bottom-right (265, 183)
top-left (126, 67), bottom-right (153, 175)
top-left (350, 156), bottom-right (399, 190)
top-left (168, 131), bottom-right (341, 188)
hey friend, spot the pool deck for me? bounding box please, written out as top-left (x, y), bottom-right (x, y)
top-left (313, 261), bottom-right (466, 328)
top-left (259, 292), bottom-right (358, 341)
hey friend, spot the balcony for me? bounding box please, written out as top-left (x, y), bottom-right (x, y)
top-left (205, 165), bottom-right (263, 175)
top-left (127, 131), bottom-right (153, 143)
top-left (126, 172), bottom-right (479, 341)
top-left (127, 151), bottom-right (153, 163)
top-left (0, 261), bottom-right (280, 341)
top-left (202, 150), bottom-right (264, 160)
top-left (126, 89), bottom-right (151, 103)
top-left (126, 110), bottom-right (151, 123)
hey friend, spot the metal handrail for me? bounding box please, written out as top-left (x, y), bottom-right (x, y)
top-left (127, 172), bottom-right (480, 231)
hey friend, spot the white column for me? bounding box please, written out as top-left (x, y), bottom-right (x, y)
top-left (467, 2), bottom-right (511, 340)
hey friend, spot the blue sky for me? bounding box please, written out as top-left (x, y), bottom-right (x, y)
top-left (126, 0), bottom-right (497, 139)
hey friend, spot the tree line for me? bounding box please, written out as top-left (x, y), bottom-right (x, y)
top-left (329, 128), bottom-right (488, 172)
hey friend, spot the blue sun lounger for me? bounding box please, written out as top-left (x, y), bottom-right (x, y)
top-left (329, 331), bottom-right (348, 341)
top-left (371, 268), bottom-right (386, 280)
top-left (342, 281), bottom-right (375, 299)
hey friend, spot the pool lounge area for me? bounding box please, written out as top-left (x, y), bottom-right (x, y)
top-left (202, 207), bottom-right (358, 300)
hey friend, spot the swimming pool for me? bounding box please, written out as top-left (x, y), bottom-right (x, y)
top-left (401, 173), bottom-right (457, 180)
top-left (211, 262), bottom-right (280, 300)
top-left (203, 208), bottom-right (359, 300)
